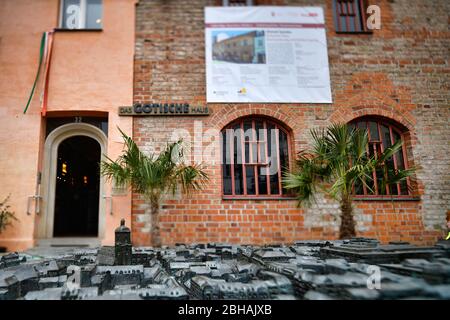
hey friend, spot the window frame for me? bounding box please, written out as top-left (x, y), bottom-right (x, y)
top-left (222, 0), bottom-right (254, 6)
top-left (59, 0), bottom-right (103, 30)
top-left (332, 0), bottom-right (372, 34)
top-left (221, 117), bottom-right (293, 200)
top-left (350, 117), bottom-right (413, 199)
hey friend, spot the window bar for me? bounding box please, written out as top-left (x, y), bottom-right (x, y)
top-left (264, 120), bottom-right (271, 195)
top-left (401, 133), bottom-right (412, 195)
top-left (350, 123), bottom-right (356, 195)
top-left (251, 120), bottom-right (259, 195)
top-left (229, 128), bottom-right (235, 195)
top-left (347, 1), bottom-right (355, 32)
top-left (372, 142), bottom-right (379, 195)
top-left (349, 0), bottom-right (359, 31)
top-left (340, 1), bottom-right (345, 15)
top-left (359, 0), bottom-right (368, 32)
top-left (348, 0), bottom-right (354, 15)
top-left (349, 146), bottom-right (357, 195)
top-left (362, 121), bottom-right (369, 195)
top-left (377, 121), bottom-right (390, 195)
top-left (286, 127), bottom-right (293, 195)
top-left (344, 1), bottom-right (350, 33)
top-left (336, 0), bottom-right (342, 31)
top-left (366, 121), bottom-right (379, 195)
top-left (389, 126), bottom-right (402, 195)
top-left (357, 123), bottom-right (365, 195)
top-left (256, 126), bottom-right (261, 164)
top-left (352, 0), bottom-right (361, 31)
top-left (339, 0), bottom-right (350, 32)
top-left (275, 126), bottom-right (282, 195)
top-left (256, 121), bottom-right (263, 165)
top-left (240, 121), bottom-right (247, 195)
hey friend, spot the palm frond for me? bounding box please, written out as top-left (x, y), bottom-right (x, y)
top-left (101, 155), bottom-right (130, 189)
top-left (283, 151), bottom-right (325, 206)
top-left (175, 163), bottom-right (209, 195)
top-left (283, 123), bottom-right (416, 206)
top-left (388, 167), bottom-right (415, 184)
top-left (376, 139), bottom-right (403, 165)
top-left (101, 128), bottom-right (208, 202)
top-left (351, 127), bottom-right (369, 161)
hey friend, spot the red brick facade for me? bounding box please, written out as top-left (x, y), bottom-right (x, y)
top-left (132, 0), bottom-right (449, 246)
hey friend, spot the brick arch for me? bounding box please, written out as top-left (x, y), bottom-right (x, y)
top-left (330, 105), bottom-right (416, 133)
top-left (208, 104), bottom-right (300, 133)
top-left (331, 71), bottom-right (417, 133)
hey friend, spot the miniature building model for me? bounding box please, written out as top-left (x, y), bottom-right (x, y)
top-left (115, 220), bottom-right (132, 266)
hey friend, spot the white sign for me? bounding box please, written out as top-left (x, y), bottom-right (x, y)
top-left (205, 6), bottom-right (332, 103)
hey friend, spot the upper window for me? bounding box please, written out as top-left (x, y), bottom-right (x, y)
top-left (350, 118), bottom-right (411, 197)
top-left (332, 0), bottom-right (371, 33)
top-left (60, 0), bottom-right (103, 30)
top-left (222, 0), bottom-right (253, 6)
top-left (221, 117), bottom-right (290, 198)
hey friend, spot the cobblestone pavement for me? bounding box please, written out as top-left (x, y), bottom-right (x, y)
top-left (1, 238), bottom-right (449, 300)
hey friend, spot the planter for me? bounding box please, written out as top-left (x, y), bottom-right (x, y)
top-left (0, 246), bottom-right (6, 253)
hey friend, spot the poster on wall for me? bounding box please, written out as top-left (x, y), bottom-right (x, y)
top-left (205, 6), bottom-right (332, 103)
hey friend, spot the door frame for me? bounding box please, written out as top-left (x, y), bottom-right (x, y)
top-left (38, 123), bottom-right (108, 240)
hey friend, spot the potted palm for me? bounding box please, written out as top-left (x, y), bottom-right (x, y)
top-left (283, 123), bottom-right (414, 239)
top-left (101, 128), bottom-right (208, 247)
top-left (0, 195), bottom-right (18, 253)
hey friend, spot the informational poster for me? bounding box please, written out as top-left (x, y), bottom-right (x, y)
top-left (205, 7), bottom-right (332, 103)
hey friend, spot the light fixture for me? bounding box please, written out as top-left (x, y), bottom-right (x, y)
top-left (62, 162), bottom-right (67, 176)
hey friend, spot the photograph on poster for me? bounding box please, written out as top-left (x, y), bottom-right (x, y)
top-left (212, 30), bottom-right (266, 64)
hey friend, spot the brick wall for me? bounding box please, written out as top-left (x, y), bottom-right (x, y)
top-left (132, 0), bottom-right (450, 246)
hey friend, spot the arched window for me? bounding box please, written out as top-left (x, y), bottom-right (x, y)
top-left (221, 117), bottom-right (291, 198)
top-left (350, 117), bottom-right (411, 197)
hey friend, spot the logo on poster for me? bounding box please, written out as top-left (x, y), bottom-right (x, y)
top-left (238, 88), bottom-right (247, 96)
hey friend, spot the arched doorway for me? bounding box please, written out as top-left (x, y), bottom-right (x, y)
top-left (38, 123), bottom-right (107, 245)
top-left (53, 136), bottom-right (101, 237)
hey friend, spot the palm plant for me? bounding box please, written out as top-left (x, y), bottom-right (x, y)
top-left (101, 128), bottom-right (208, 247)
top-left (0, 195), bottom-right (17, 234)
top-left (283, 123), bottom-right (415, 239)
